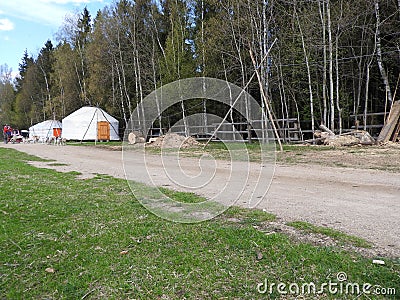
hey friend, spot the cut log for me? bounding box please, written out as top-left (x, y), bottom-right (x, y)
top-left (128, 131), bottom-right (145, 144)
top-left (377, 101), bottom-right (400, 143)
top-left (313, 129), bottom-right (375, 146)
top-left (319, 124), bottom-right (335, 136)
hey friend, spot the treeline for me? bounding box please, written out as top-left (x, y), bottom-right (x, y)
top-left (0, 0), bottom-right (399, 136)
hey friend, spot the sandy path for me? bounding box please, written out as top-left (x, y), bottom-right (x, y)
top-left (2, 143), bottom-right (400, 257)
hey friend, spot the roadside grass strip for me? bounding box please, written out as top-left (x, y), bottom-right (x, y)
top-left (287, 221), bottom-right (373, 248)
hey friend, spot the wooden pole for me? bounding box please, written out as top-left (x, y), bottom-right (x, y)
top-left (249, 47), bottom-right (283, 152)
top-left (203, 38), bottom-right (278, 147)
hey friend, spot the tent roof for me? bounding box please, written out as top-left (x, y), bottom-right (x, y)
top-left (29, 120), bottom-right (62, 130)
top-left (61, 106), bottom-right (119, 141)
top-left (63, 106), bottom-right (118, 123)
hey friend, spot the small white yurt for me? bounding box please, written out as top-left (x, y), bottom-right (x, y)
top-left (62, 106), bottom-right (119, 141)
top-left (29, 120), bottom-right (62, 140)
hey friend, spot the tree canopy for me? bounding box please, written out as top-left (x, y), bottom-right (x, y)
top-left (2, 0), bottom-right (399, 138)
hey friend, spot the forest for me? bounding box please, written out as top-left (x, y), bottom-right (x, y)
top-left (0, 0), bottom-right (399, 139)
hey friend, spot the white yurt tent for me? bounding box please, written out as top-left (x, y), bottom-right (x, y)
top-left (29, 120), bottom-right (62, 140)
top-left (62, 106), bottom-right (119, 141)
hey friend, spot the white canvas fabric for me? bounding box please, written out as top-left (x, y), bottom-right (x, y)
top-left (29, 120), bottom-right (62, 139)
top-left (62, 106), bottom-right (120, 141)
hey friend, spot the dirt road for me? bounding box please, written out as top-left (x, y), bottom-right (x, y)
top-left (2, 143), bottom-right (399, 257)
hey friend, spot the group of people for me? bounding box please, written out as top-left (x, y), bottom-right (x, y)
top-left (3, 124), bottom-right (13, 144)
top-left (2, 125), bottom-right (23, 144)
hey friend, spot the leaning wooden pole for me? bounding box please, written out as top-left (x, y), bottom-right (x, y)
top-left (377, 101), bottom-right (400, 143)
top-left (249, 47), bottom-right (283, 152)
top-left (377, 73), bottom-right (400, 143)
top-left (203, 38), bottom-right (277, 148)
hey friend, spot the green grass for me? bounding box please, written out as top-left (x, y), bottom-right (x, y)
top-left (280, 144), bottom-right (336, 152)
top-left (158, 187), bottom-right (208, 203)
top-left (1, 148), bottom-right (399, 299)
top-left (287, 221), bottom-right (373, 248)
top-left (223, 206), bottom-right (276, 225)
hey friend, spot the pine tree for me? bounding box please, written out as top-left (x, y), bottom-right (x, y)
top-left (15, 50), bottom-right (34, 93)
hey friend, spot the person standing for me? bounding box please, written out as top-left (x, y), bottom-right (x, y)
top-left (3, 125), bottom-right (8, 144)
top-left (7, 125), bottom-right (13, 143)
top-left (4, 124), bottom-right (12, 143)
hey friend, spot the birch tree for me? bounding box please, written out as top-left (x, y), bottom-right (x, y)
top-left (295, 6), bottom-right (315, 135)
top-left (374, 0), bottom-right (393, 105)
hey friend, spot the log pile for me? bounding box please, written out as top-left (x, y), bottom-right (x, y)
top-left (311, 125), bottom-right (376, 146)
top-left (377, 101), bottom-right (400, 143)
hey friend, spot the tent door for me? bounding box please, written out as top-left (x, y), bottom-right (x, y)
top-left (97, 122), bottom-right (110, 141)
top-left (53, 128), bottom-right (62, 138)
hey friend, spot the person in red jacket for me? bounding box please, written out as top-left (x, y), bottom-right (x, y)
top-left (3, 124), bottom-right (11, 144)
top-left (3, 125), bottom-right (8, 144)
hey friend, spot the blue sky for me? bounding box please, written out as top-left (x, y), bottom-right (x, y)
top-left (0, 0), bottom-right (112, 77)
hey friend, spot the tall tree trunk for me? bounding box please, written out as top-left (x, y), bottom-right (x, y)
top-left (296, 11), bottom-right (315, 135)
top-left (364, 63), bottom-right (371, 130)
top-left (74, 61), bottom-right (85, 106)
top-left (364, 30), bottom-right (377, 130)
top-left (327, 0), bottom-right (335, 131)
top-left (178, 8), bottom-right (189, 137)
top-left (335, 1), bottom-right (343, 134)
top-left (230, 3), bottom-right (250, 124)
top-left (318, 0), bottom-right (327, 125)
top-left (261, 0), bottom-right (269, 92)
top-left (57, 75), bottom-right (66, 118)
top-left (222, 55), bottom-right (236, 140)
top-left (39, 65), bottom-right (52, 119)
top-left (249, 48), bottom-right (283, 151)
top-left (200, 0), bottom-right (207, 129)
top-left (152, 35), bottom-right (163, 134)
top-left (352, 11), bottom-right (368, 123)
top-left (135, 48), bottom-right (145, 130)
top-left (335, 38), bottom-right (342, 134)
top-left (76, 41), bottom-right (89, 105)
top-left (398, 0), bottom-right (400, 21)
top-left (375, 0), bottom-right (393, 105)
top-left (113, 55), bottom-right (128, 128)
top-left (128, 20), bottom-right (142, 128)
top-left (278, 60), bottom-right (289, 139)
top-left (355, 53), bottom-right (364, 120)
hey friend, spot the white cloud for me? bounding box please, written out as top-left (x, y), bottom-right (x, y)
top-left (0, 18), bottom-right (14, 31)
top-left (0, 2), bottom-right (66, 26)
top-left (0, 1), bottom-right (108, 28)
top-left (40, 0), bottom-right (94, 4)
top-left (0, 1), bottom-right (101, 27)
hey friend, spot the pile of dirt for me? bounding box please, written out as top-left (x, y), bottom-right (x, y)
top-left (146, 133), bottom-right (201, 149)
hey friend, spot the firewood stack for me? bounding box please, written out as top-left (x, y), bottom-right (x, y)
top-left (377, 101), bottom-right (400, 143)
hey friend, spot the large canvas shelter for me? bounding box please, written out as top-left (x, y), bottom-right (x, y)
top-left (62, 106), bottom-right (120, 141)
top-left (29, 120), bottom-right (62, 140)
